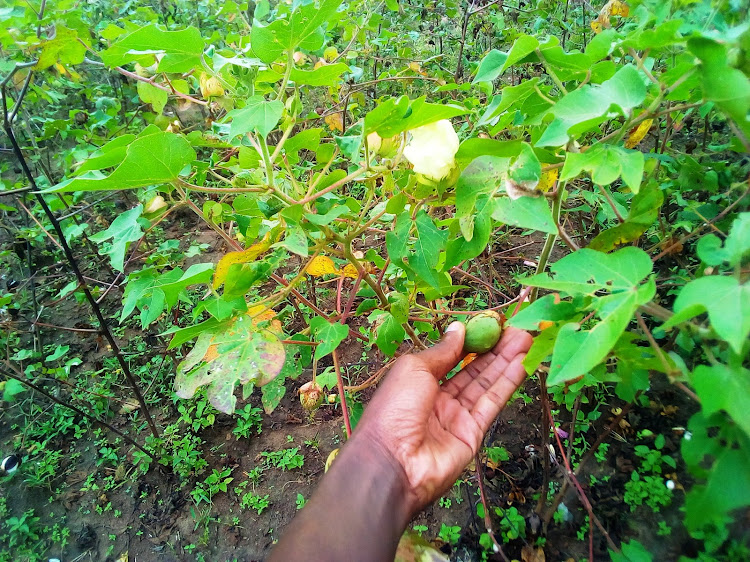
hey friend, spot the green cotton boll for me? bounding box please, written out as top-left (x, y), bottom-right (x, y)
top-left (463, 311), bottom-right (504, 354)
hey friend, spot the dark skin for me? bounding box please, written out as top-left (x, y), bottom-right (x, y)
top-left (269, 323), bottom-right (533, 562)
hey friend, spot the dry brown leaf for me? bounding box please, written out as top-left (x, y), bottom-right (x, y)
top-left (521, 545), bottom-right (546, 562)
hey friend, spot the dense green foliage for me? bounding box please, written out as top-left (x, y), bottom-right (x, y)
top-left (1, 0), bottom-right (749, 559)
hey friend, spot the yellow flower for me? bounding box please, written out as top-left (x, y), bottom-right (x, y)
top-left (403, 120), bottom-right (460, 182)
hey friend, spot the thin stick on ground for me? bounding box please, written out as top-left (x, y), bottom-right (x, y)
top-left (474, 452), bottom-right (511, 562)
top-left (0, 365), bottom-right (153, 459)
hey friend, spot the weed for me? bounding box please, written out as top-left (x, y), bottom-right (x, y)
top-left (438, 523), bottom-right (461, 546)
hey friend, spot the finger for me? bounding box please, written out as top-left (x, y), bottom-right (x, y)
top-left (442, 327), bottom-right (532, 400)
top-left (415, 321), bottom-right (465, 380)
top-left (470, 354), bottom-right (528, 433)
top-left (464, 327), bottom-right (533, 379)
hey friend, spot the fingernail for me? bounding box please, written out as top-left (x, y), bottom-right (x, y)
top-left (446, 321), bottom-right (463, 333)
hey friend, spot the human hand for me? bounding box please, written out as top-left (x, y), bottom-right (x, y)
top-left (350, 322), bottom-right (533, 518)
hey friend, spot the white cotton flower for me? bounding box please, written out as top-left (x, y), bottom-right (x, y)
top-left (403, 119), bottom-right (460, 181)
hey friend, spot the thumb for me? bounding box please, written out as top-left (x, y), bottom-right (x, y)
top-left (416, 321), bottom-right (465, 380)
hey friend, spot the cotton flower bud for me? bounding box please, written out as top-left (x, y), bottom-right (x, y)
top-left (299, 381), bottom-right (323, 412)
top-left (144, 195), bottom-right (167, 215)
top-left (403, 120), bottom-right (460, 182)
top-left (366, 131), bottom-right (400, 158)
top-left (135, 63), bottom-right (157, 78)
top-left (199, 73), bottom-right (225, 98)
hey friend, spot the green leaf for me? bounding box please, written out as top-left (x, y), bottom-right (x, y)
top-left (472, 49), bottom-right (509, 84)
top-left (472, 35), bottom-right (539, 85)
top-left (662, 276), bottom-right (750, 354)
top-left (692, 364), bottom-right (750, 438)
top-left (454, 139), bottom-right (522, 168)
top-left (445, 195), bottom-right (496, 269)
top-left (261, 372), bottom-right (287, 414)
top-left (387, 211), bottom-right (448, 291)
top-left (507, 142), bottom-right (541, 190)
top-left (89, 205), bottom-right (144, 272)
top-left (547, 282), bottom-right (654, 386)
top-left (50, 126), bottom-right (196, 192)
top-left (290, 62), bottom-right (349, 86)
top-left (508, 294), bottom-right (579, 330)
top-left (228, 96), bottom-right (284, 138)
top-left (364, 96), bottom-right (469, 137)
top-left (492, 196), bottom-right (557, 234)
top-left (478, 78), bottom-right (539, 125)
top-left (74, 135), bottom-right (136, 176)
top-left (35, 26), bottom-right (86, 70)
top-left (136, 81), bottom-right (168, 114)
top-left (310, 317), bottom-right (348, 360)
top-left (101, 24), bottom-right (205, 72)
top-left (175, 315), bottom-right (286, 414)
top-left (368, 310), bottom-right (406, 356)
top-left (522, 248), bottom-right (654, 385)
top-left (455, 155), bottom-right (509, 236)
top-left (688, 36), bottom-right (750, 138)
top-left (523, 246), bottom-right (653, 296)
top-left (2, 379), bottom-right (26, 402)
top-left (121, 263), bottom-right (214, 328)
top-left (561, 144), bottom-right (645, 193)
top-left (249, 0), bottom-right (343, 64)
top-left (281, 128), bottom-right (323, 165)
top-left (588, 181), bottom-right (663, 251)
top-left (501, 34), bottom-right (540, 73)
top-left (610, 540), bottom-right (653, 562)
top-left (697, 212), bottom-right (750, 267)
top-left (536, 65), bottom-right (647, 147)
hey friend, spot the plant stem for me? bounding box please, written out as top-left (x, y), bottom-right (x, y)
top-left (332, 349), bottom-right (353, 438)
top-left (531, 182), bottom-right (566, 301)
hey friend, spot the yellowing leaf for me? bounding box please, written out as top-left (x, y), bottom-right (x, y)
top-left (307, 255), bottom-right (339, 277)
top-left (591, 20), bottom-right (604, 34)
top-left (461, 353), bottom-right (477, 369)
top-left (625, 118), bottom-right (653, 149)
top-left (408, 61), bottom-right (427, 76)
top-left (324, 112), bottom-right (344, 132)
top-left (610, 0), bottom-right (630, 16)
top-left (340, 263), bottom-right (360, 279)
top-left (537, 168), bottom-right (559, 193)
top-left (323, 46), bottom-right (338, 62)
top-left (247, 304), bottom-right (283, 334)
top-left (213, 233), bottom-right (275, 289)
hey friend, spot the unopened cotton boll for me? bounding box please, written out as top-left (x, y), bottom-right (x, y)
top-left (403, 120), bottom-right (460, 181)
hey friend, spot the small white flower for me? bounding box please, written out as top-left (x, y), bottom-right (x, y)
top-left (403, 120), bottom-right (459, 181)
top-left (684, 431), bottom-right (692, 441)
top-left (666, 480), bottom-right (675, 490)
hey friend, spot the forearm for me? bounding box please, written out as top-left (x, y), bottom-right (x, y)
top-left (268, 434), bottom-right (413, 562)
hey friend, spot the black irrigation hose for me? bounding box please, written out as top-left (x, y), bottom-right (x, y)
top-left (1, 86), bottom-right (160, 439)
top-left (0, 365), bottom-right (153, 459)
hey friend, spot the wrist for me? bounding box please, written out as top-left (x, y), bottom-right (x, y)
top-left (334, 431), bottom-right (415, 526)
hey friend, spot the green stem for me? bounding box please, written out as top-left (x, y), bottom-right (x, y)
top-left (531, 182), bottom-right (566, 302)
top-left (536, 48), bottom-right (567, 94)
top-left (277, 48), bottom-right (295, 101)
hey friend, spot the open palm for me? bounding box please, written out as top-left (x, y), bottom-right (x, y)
top-left (352, 323), bottom-right (533, 515)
